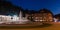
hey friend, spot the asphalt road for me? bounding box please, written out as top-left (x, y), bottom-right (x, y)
top-left (0, 22), bottom-right (60, 30)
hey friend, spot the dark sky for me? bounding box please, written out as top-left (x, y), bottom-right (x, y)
top-left (6, 0), bottom-right (60, 15)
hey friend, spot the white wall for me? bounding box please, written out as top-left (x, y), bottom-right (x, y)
top-left (0, 15), bottom-right (19, 24)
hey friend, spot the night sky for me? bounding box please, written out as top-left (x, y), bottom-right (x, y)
top-left (6, 0), bottom-right (60, 15)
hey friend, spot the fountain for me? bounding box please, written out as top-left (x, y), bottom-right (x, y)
top-left (18, 11), bottom-right (29, 24)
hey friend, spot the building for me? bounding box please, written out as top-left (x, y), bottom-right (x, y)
top-left (54, 14), bottom-right (60, 22)
top-left (32, 9), bottom-right (53, 23)
top-left (0, 10), bottom-right (29, 24)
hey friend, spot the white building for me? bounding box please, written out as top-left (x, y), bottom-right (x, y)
top-left (0, 11), bottom-right (29, 24)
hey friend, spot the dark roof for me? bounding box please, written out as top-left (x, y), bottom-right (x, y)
top-left (39, 8), bottom-right (53, 14)
top-left (39, 8), bottom-right (51, 13)
top-left (39, 8), bottom-right (54, 17)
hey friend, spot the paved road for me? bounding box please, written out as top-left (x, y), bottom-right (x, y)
top-left (0, 22), bottom-right (60, 30)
